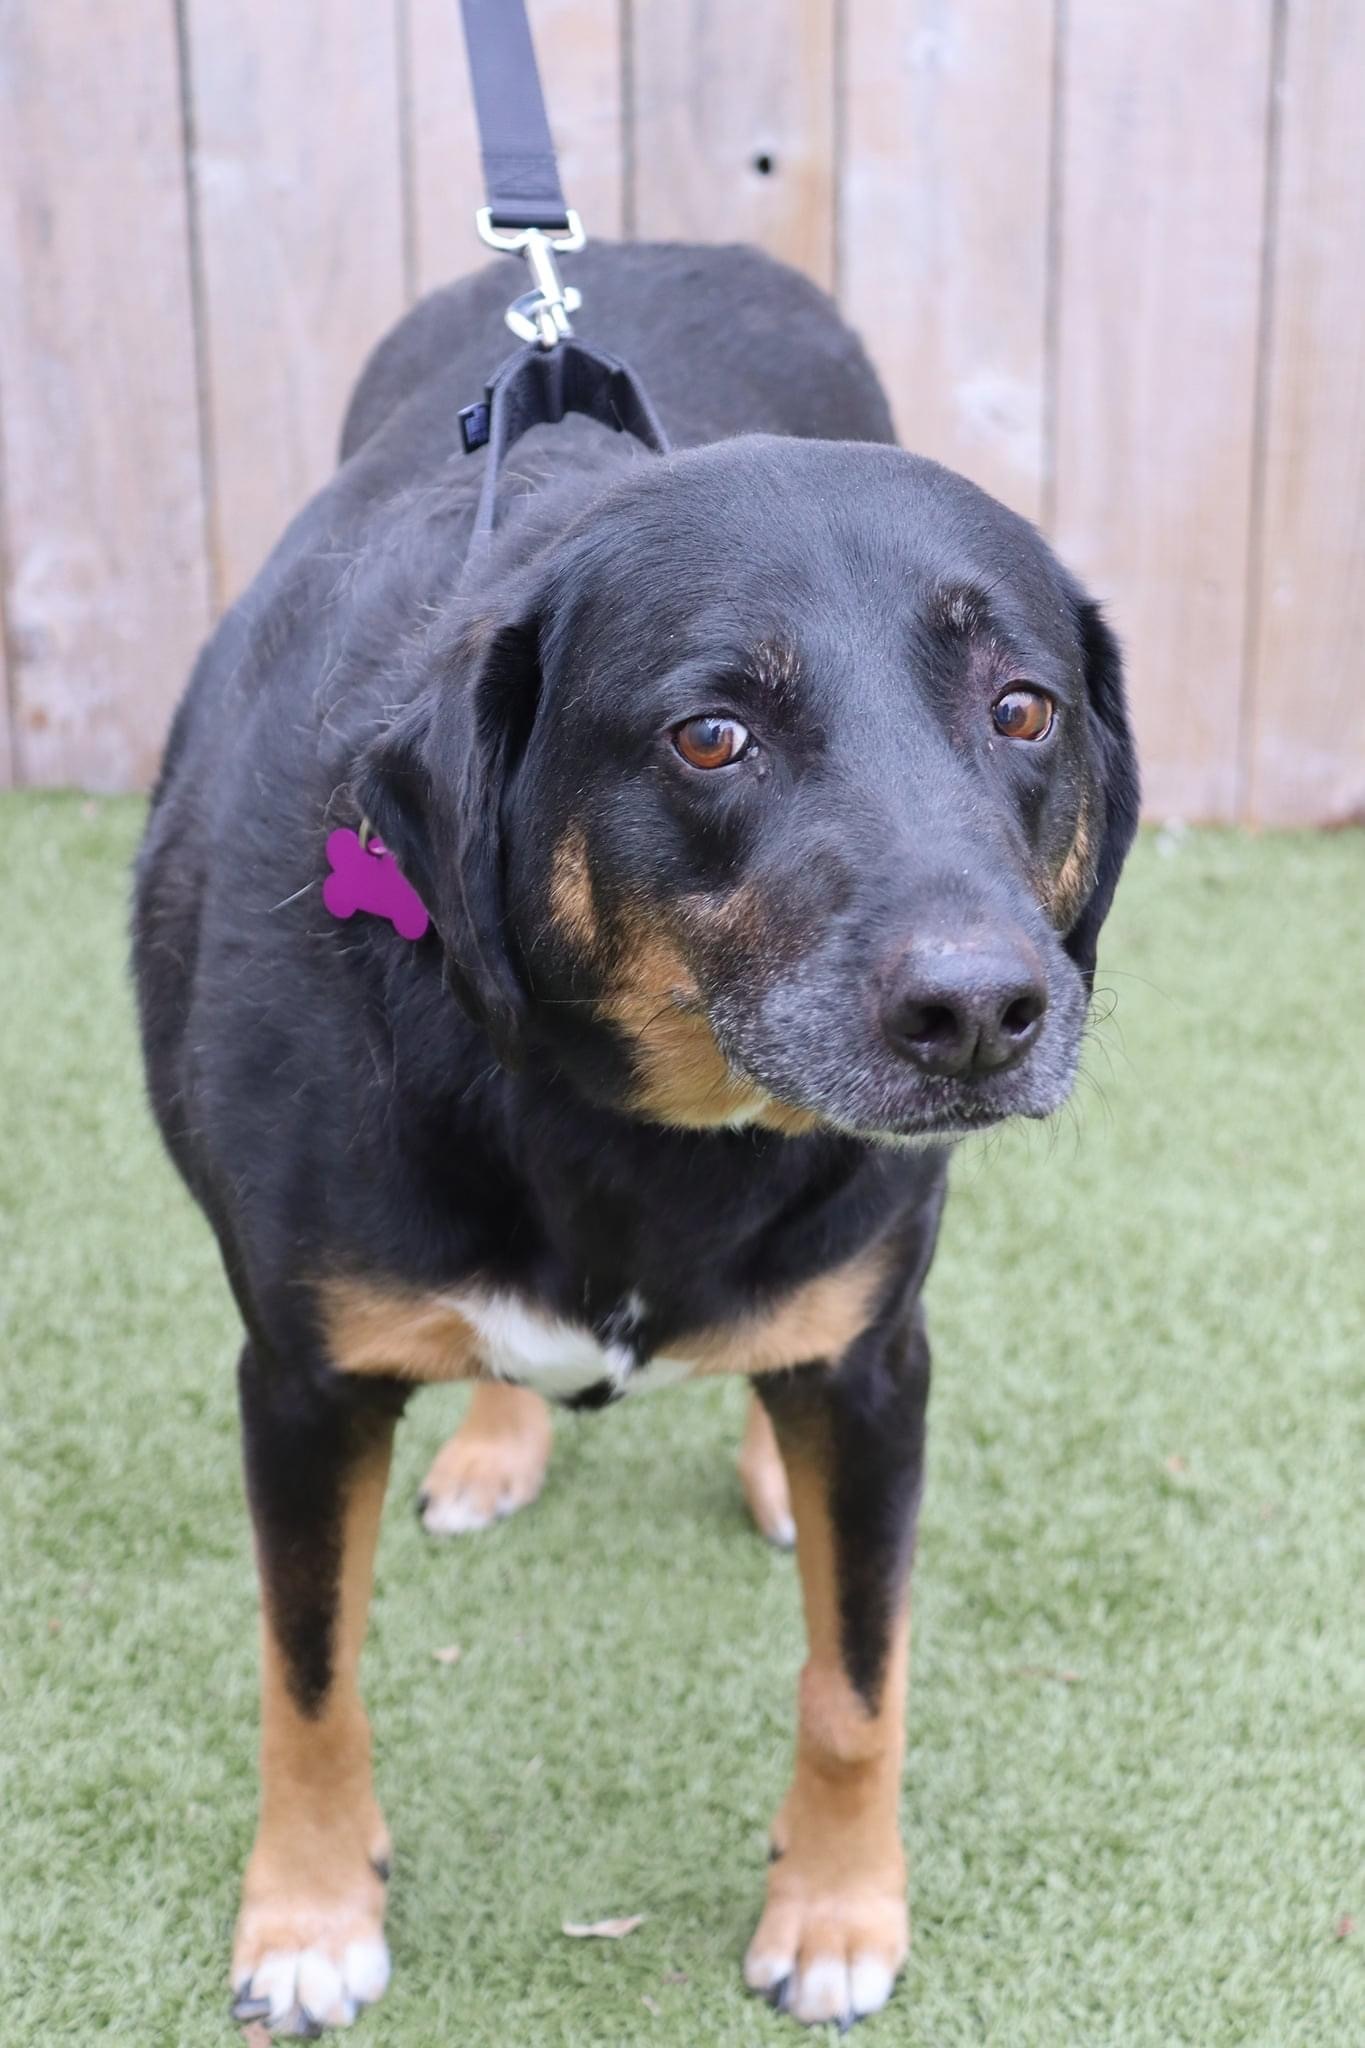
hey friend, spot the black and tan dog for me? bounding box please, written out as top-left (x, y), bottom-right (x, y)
top-left (133, 243), bottom-right (1137, 2034)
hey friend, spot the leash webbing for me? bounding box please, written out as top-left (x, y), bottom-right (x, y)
top-left (453, 0), bottom-right (671, 557)
top-left (458, 0), bottom-right (571, 235)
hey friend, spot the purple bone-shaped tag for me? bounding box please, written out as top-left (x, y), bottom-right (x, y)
top-left (322, 828), bottom-right (430, 942)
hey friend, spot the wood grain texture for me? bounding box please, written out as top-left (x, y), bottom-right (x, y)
top-left (404, 0), bottom-right (624, 302)
top-left (840, 0), bottom-right (1054, 521)
top-left (0, 0), bottom-right (211, 790)
top-left (1244, 0), bottom-right (1365, 826)
top-left (183, 0), bottom-right (406, 606)
top-left (1051, 0), bottom-right (1273, 822)
top-left (631, 0), bottom-right (836, 288)
top-left (0, 0), bottom-right (1357, 819)
top-left (0, 560), bottom-right (12, 787)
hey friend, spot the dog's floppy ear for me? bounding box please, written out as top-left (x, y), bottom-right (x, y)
top-left (353, 609), bottom-right (541, 1062)
top-left (1063, 595), bottom-right (1140, 989)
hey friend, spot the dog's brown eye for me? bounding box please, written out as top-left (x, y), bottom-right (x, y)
top-left (992, 688), bottom-right (1054, 742)
top-left (673, 716), bottom-right (751, 769)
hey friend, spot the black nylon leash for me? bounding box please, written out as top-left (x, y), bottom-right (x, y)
top-left (459, 0), bottom-right (570, 234)
top-left (455, 0), bottom-right (670, 559)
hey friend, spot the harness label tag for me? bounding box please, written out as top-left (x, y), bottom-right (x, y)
top-left (459, 401), bottom-right (491, 453)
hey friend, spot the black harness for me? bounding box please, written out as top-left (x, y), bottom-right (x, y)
top-left (455, 0), bottom-right (670, 566)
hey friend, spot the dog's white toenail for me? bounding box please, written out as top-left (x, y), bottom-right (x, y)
top-left (744, 1949), bottom-right (793, 1992)
top-left (792, 1956), bottom-right (850, 2024)
top-left (421, 1491), bottom-right (495, 1534)
top-left (849, 1953), bottom-right (894, 2015)
top-left (295, 1948), bottom-right (344, 2023)
top-left (251, 1950), bottom-right (301, 2024)
top-left (343, 1936), bottom-right (391, 2005)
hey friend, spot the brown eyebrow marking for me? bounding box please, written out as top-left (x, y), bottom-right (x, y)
top-left (930, 583), bottom-right (992, 636)
top-left (751, 639), bottom-right (802, 698)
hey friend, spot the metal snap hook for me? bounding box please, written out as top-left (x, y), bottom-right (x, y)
top-left (475, 210), bottom-right (586, 350)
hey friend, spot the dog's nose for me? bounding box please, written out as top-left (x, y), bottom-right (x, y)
top-left (881, 938), bottom-right (1048, 1078)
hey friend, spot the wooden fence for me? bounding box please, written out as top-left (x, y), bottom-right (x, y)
top-left (1, 0), bottom-right (1361, 823)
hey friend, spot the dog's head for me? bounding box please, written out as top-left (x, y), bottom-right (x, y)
top-left (358, 437), bottom-right (1137, 1141)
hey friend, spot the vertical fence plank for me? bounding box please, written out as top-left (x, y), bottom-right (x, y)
top-left (840, 0), bottom-right (1054, 522)
top-left (404, 0), bottom-right (624, 302)
top-left (1245, 0), bottom-right (1365, 827)
top-left (401, 0), bottom-right (479, 298)
top-left (631, 0), bottom-right (836, 289)
top-left (0, 580), bottom-right (13, 787)
top-left (0, 0), bottom-right (211, 790)
top-left (183, 0), bottom-right (406, 608)
top-left (1051, 0), bottom-right (1272, 822)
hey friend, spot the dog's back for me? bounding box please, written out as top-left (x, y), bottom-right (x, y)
top-left (338, 241), bottom-right (895, 467)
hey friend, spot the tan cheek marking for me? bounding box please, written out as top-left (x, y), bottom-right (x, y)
top-left (319, 1277), bottom-right (481, 1383)
top-left (604, 927), bottom-right (771, 1129)
top-left (687, 1246), bottom-right (888, 1377)
top-left (606, 903), bottom-right (824, 1135)
top-left (1049, 789), bottom-right (1094, 928)
top-left (549, 824), bottom-right (598, 951)
top-left (684, 877), bottom-right (767, 946)
top-left (752, 1098), bottom-right (825, 1137)
top-left (681, 876), bottom-right (818, 983)
top-left (235, 1432), bottom-right (392, 1988)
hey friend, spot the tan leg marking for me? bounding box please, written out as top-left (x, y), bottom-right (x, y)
top-left (318, 1275), bottom-right (480, 1382)
top-left (745, 1431), bottom-right (910, 2027)
top-left (232, 1429), bottom-right (394, 2034)
top-left (738, 1391), bottom-right (795, 1547)
top-left (419, 1381), bottom-right (553, 1536)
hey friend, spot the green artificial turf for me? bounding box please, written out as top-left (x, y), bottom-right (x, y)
top-left (2, 793), bottom-right (1362, 2046)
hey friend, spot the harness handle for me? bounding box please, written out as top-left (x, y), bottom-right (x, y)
top-left (459, 341), bottom-right (670, 575)
top-left (453, 0), bottom-right (671, 549)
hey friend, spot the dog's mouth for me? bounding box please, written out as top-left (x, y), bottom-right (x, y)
top-left (792, 1079), bottom-right (1056, 1147)
top-left (848, 1097), bottom-right (1039, 1145)
top-left (711, 995), bottom-right (1084, 1146)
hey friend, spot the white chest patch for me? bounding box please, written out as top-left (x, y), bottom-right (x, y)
top-left (446, 1289), bottom-right (695, 1402)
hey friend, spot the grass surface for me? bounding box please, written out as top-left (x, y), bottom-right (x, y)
top-left (2, 793), bottom-right (1363, 2047)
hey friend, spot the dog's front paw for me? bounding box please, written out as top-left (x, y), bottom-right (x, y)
top-left (744, 1864), bottom-right (907, 2027)
top-left (418, 1383), bottom-right (551, 1535)
top-left (232, 1845), bottom-right (390, 2034)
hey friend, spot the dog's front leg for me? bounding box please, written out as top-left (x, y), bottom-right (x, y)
top-left (746, 1311), bottom-right (930, 2028)
top-left (231, 1342), bottom-right (398, 2035)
